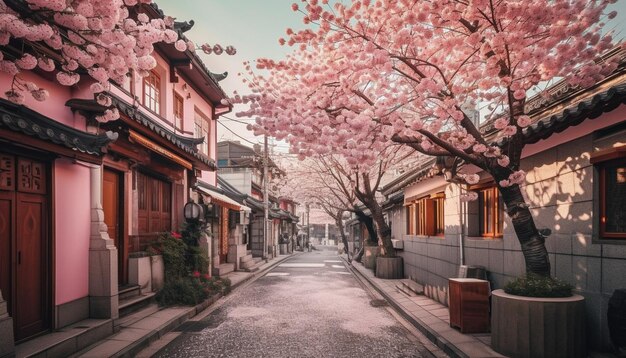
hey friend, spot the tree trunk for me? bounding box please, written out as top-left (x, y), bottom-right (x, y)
top-left (335, 212), bottom-right (350, 260)
top-left (367, 200), bottom-right (396, 258)
top-left (354, 209), bottom-right (377, 246)
top-left (498, 183), bottom-right (551, 276)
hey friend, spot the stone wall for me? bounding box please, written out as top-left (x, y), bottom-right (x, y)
top-left (396, 131), bottom-right (626, 350)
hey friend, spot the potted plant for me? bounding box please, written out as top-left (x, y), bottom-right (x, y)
top-left (491, 274), bottom-right (585, 358)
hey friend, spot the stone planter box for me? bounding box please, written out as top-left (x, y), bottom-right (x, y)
top-left (363, 246), bottom-right (380, 270)
top-left (129, 256), bottom-right (152, 293)
top-left (150, 255), bottom-right (164, 291)
top-left (375, 256), bottom-right (403, 279)
top-left (491, 289), bottom-right (586, 358)
top-left (279, 244), bottom-right (288, 255)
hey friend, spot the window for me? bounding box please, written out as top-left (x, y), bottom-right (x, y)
top-left (143, 71), bottom-right (161, 113)
top-left (477, 186), bottom-right (504, 238)
top-left (405, 193), bottom-right (445, 236)
top-left (174, 91), bottom-right (184, 130)
top-left (599, 158), bottom-right (626, 239)
top-left (194, 109), bottom-right (210, 154)
top-left (137, 172), bottom-right (171, 234)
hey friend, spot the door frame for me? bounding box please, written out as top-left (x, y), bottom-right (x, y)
top-left (0, 147), bottom-right (54, 342)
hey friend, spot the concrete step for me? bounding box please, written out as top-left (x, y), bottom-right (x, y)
top-left (119, 292), bottom-right (157, 318)
top-left (15, 318), bottom-right (113, 358)
top-left (398, 279), bottom-right (424, 296)
top-left (240, 259), bottom-right (256, 270)
top-left (118, 284), bottom-right (141, 300)
top-left (243, 258), bottom-right (266, 273)
top-left (213, 263), bottom-right (235, 276)
top-left (240, 254), bottom-right (254, 264)
top-left (114, 303), bottom-right (160, 331)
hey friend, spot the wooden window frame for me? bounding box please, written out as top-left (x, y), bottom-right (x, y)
top-left (142, 71), bottom-right (161, 114)
top-left (406, 192), bottom-right (445, 237)
top-left (173, 91), bottom-right (184, 131)
top-left (194, 109), bottom-right (210, 155)
top-left (598, 157), bottom-right (626, 240)
top-left (471, 184), bottom-right (504, 239)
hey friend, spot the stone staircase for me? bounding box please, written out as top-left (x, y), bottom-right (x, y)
top-left (15, 285), bottom-right (155, 358)
top-left (395, 279), bottom-right (425, 297)
top-left (213, 262), bottom-right (236, 276)
top-left (240, 251), bottom-right (265, 272)
top-left (118, 285), bottom-right (157, 318)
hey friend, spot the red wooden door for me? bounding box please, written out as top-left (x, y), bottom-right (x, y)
top-left (103, 169), bottom-right (126, 285)
top-left (0, 191), bottom-right (14, 318)
top-left (0, 153), bottom-right (50, 341)
top-left (15, 192), bottom-right (48, 340)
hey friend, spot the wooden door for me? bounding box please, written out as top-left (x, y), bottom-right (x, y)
top-left (0, 153), bottom-right (50, 342)
top-left (15, 192), bottom-right (48, 340)
top-left (0, 191), bottom-right (14, 318)
top-left (103, 169), bottom-right (126, 285)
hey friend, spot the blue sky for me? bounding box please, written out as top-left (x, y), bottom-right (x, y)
top-left (155, 1), bottom-right (626, 149)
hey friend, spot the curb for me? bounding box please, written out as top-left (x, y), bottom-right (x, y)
top-left (340, 256), bottom-right (467, 358)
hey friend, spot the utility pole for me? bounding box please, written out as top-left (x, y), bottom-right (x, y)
top-left (262, 134), bottom-right (269, 260)
top-left (306, 203), bottom-right (310, 248)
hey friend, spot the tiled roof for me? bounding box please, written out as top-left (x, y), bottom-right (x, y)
top-left (0, 99), bottom-right (117, 156)
top-left (67, 97), bottom-right (216, 170)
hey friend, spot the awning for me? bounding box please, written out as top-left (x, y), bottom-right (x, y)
top-left (197, 186), bottom-right (241, 211)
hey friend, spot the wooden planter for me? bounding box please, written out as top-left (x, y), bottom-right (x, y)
top-left (375, 257), bottom-right (403, 279)
top-left (491, 289), bottom-right (586, 358)
top-left (363, 246), bottom-right (380, 270)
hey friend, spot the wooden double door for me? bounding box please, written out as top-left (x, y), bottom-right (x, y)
top-left (0, 153), bottom-right (50, 342)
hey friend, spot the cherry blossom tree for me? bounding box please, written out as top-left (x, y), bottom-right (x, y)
top-left (279, 156), bottom-right (363, 258)
top-left (239, 0), bottom-right (621, 276)
top-left (0, 0), bottom-right (234, 122)
top-left (276, 146), bottom-right (415, 258)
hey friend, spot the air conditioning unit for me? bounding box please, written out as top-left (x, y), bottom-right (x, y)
top-left (391, 239), bottom-right (404, 249)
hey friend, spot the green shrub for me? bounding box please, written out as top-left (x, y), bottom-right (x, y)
top-left (148, 232), bottom-right (187, 279)
top-left (156, 277), bottom-right (207, 306)
top-left (504, 274), bottom-right (573, 298)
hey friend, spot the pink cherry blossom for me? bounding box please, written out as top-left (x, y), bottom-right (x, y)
top-left (31, 89), bottom-right (49, 102)
top-left (15, 54), bottom-right (37, 70)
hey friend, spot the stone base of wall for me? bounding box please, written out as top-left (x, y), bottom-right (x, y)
top-left (55, 296), bottom-right (89, 329)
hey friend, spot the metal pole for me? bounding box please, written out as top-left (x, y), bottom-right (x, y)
top-left (306, 203), bottom-right (310, 250)
top-left (263, 134), bottom-right (269, 259)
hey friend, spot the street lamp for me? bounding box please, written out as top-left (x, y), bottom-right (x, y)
top-left (183, 200), bottom-right (204, 222)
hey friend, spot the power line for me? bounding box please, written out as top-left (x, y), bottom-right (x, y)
top-left (219, 115), bottom-right (254, 125)
top-left (217, 120), bottom-right (257, 145)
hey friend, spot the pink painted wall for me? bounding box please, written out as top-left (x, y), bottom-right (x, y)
top-left (112, 53), bottom-right (218, 186)
top-left (54, 159), bottom-right (91, 305)
top-left (0, 71), bottom-right (79, 127)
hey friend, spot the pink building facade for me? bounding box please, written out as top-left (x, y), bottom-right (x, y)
top-left (0, 3), bottom-right (230, 353)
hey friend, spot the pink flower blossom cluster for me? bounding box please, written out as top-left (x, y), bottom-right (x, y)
top-left (0, 0), bottom-right (230, 120)
top-left (236, 0), bottom-right (619, 183)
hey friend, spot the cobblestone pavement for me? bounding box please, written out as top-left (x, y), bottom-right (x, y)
top-left (154, 248), bottom-right (437, 358)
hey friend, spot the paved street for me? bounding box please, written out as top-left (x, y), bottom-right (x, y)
top-left (153, 249), bottom-right (436, 357)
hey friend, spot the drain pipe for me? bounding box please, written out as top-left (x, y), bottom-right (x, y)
top-left (458, 182), bottom-right (466, 266)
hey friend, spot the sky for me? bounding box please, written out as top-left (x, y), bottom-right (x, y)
top-left (155, 1), bottom-right (626, 153)
top-left (156, 0), bottom-right (304, 155)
